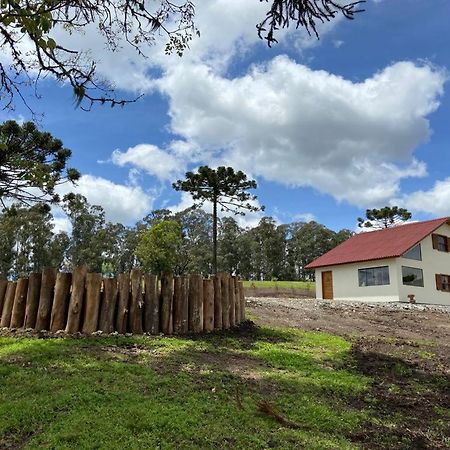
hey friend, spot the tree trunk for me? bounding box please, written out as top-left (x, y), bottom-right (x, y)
top-left (203, 278), bottom-right (214, 332)
top-left (160, 272), bottom-right (174, 335)
top-left (173, 275), bottom-right (189, 334)
top-left (0, 282), bottom-right (16, 327)
top-left (35, 268), bottom-right (57, 331)
top-left (213, 196), bottom-right (218, 274)
top-left (10, 277), bottom-right (28, 328)
top-left (213, 274), bottom-right (222, 330)
top-left (129, 269), bottom-right (143, 334)
top-left (221, 273), bottom-right (230, 329)
top-left (228, 276), bottom-right (236, 327)
top-left (50, 272), bottom-right (72, 332)
top-left (143, 274), bottom-right (159, 334)
top-left (188, 273), bottom-right (203, 332)
top-left (82, 272), bottom-right (102, 334)
top-left (23, 273), bottom-right (41, 329)
top-left (0, 279), bottom-right (8, 320)
top-left (66, 266), bottom-right (87, 334)
top-left (116, 272), bottom-right (130, 334)
top-left (98, 277), bottom-right (118, 333)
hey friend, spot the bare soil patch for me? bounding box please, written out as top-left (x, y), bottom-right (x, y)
top-left (248, 297), bottom-right (450, 449)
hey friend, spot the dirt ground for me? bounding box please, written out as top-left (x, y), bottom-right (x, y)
top-left (248, 297), bottom-right (450, 449)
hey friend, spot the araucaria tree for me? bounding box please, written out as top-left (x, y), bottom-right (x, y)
top-left (173, 166), bottom-right (263, 274)
top-left (357, 206), bottom-right (412, 229)
top-left (0, 120), bottom-right (80, 206)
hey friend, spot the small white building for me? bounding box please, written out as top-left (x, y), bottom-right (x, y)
top-left (305, 217), bottom-right (450, 306)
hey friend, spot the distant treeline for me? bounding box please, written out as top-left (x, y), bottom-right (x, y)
top-left (0, 195), bottom-right (352, 280)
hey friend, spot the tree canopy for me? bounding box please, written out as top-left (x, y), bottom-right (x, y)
top-left (0, 120), bottom-right (80, 207)
top-left (357, 206), bottom-right (412, 229)
top-left (0, 1), bottom-right (364, 110)
top-left (173, 166), bottom-right (263, 273)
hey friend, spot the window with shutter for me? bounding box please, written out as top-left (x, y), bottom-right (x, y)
top-left (436, 274), bottom-right (450, 292)
top-left (436, 274), bottom-right (443, 290)
top-left (432, 234), bottom-right (449, 252)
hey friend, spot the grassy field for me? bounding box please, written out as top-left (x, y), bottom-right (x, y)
top-left (1, 324), bottom-right (448, 449)
top-left (242, 280), bottom-right (315, 290)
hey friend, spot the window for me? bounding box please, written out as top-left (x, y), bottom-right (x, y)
top-left (432, 234), bottom-right (449, 252)
top-left (402, 266), bottom-right (424, 287)
top-left (358, 266), bottom-right (390, 287)
top-left (436, 274), bottom-right (450, 292)
top-left (403, 244), bottom-right (422, 261)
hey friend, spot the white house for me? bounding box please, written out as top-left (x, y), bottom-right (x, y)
top-left (305, 217), bottom-right (450, 306)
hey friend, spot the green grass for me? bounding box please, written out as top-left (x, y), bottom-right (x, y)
top-left (242, 280), bottom-right (315, 290)
top-left (0, 327), bottom-right (366, 449)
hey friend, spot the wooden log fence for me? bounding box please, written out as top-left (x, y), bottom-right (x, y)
top-left (0, 268), bottom-right (246, 335)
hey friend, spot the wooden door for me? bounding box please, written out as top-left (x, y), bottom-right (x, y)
top-left (321, 271), bottom-right (333, 300)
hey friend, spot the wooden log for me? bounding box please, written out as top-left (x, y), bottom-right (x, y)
top-left (213, 274), bottom-right (222, 330)
top-left (115, 272), bottom-right (130, 334)
top-left (23, 273), bottom-right (41, 329)
top-left (239, 281), bottom-right (245, 321)
top-left (173, 276), bottom-right (182, 334)
top-left (129, 269), bottom-right (143, 334)
top-left (50, 272), bottom-right (72, 332)
top-left (160, 272), bottom-right (174, 335)
top-left (35, 268), bottom-right (57, 331)
top-left (188, 273), bottom-right (203, 332)
top-left (65, 266), bottom-right (87, 334)
top-left (234, 277), bottom-right (241, 324)
top-left (143, 274), bottom-right (159, 334)
top-left (10, 278), bottom-right (29, 328)
top-left (221, 274), bottom-right (230, 329)
top-left (0, 282), bottom-right (16, 327)
top-left (82, 273), bottom-right (103, 334)
top-left (203, 278), bottom-right (214, 332)
top-left (98, 277), bottom-right (118, 333)
top-left (228, 276), bottom-right (236, 327)
top-left (0, 279), bottom-right (7, 321)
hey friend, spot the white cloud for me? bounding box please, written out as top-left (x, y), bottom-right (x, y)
top-left (111, 144), bottom-right (185, 182)
top-left (57, 175), bottom-right (153, 224)
top-left (158, 57), bottom-right (446, 206)
top-left (293, 213), bottom-right (316, 223)
top-left (394, 178), bottom-right (450, 217)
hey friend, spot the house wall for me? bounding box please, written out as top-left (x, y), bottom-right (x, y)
top-left (315, 258), bottom-right (400, 302)
top-left (396, 223), bottom-right (450, 306)
top-left (315, 222), bottom-right (450, 305)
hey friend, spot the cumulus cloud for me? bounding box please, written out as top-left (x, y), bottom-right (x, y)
top-left (158, 57), bottom-right (446, 206)
top-left (394, 178), bottom-right (450, 217)
top-left (57, 175), bottom-right (153, 224)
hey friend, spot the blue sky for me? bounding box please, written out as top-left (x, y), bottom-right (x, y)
top-left (2, 0), bottom-right (450, 232)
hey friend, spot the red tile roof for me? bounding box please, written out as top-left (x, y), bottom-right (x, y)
top-left (306, 217), bottom-right (450, 269)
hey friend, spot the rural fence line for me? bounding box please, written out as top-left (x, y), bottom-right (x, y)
top-left (0, 268), bottom-right (246, 335)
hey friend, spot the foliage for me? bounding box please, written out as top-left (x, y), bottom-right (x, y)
top-left (0, 120), bottom-right (80, 206)
top-left (258, 0), bottom-right (365, 46)
top-left (0, 0), bottom-right (197, 110)
top-left (0, 327), bottom-right (370, 449)
top-left (357, 206), bottom-right (412, 229)
top-left (136, 220), bottom-right (184, 274)
top-left (173, 166), bottom-right (263, 273)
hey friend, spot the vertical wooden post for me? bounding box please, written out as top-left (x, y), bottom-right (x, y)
top-left (143, 274), bottom-right (159, 334)
top-left (116, 272), bottom-right (130, 334)
top-left (65, 266), bottom-right (87, 334)
top-left (129, 269), bottom-right (143, 334)
top-left (234, 277), bottom-right (241, 324)
top-left (23, 273), bottom-right (41, 329)
top-left (203, 278), bottom-right (214, 332)
top-left (35, 268), bottom-right (57, 331)
top-left (221, 274), bottom-right (230, 329)
top-left (239, 281), bottom-right (245, 321)
top-left (0, 282), bottom-right (16, 327)
top-left (0, 279), bottom-right (7, 321)
top-left (98, 277), bottom-right (118, 334)
top-left (173, 276), bottom-right (189, 334)
top-left (10, 278), bottom-right (29, 328)
top-left (188, 274), bottom-right (203, 332)
top-left (213, 274), bottom-right (222, 330)
top-left (228, 276), bottom-right (236, 327)
top-left (160, 272), bottom-right (174, 335)
top-left (50, 272), bottom-right (72, 332)
top-left (82, 272), bottom-right (103, 334)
